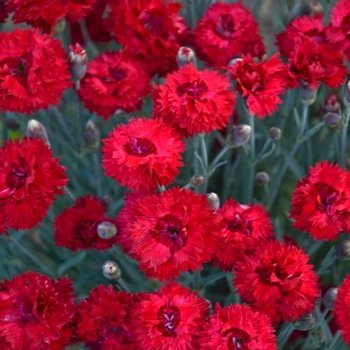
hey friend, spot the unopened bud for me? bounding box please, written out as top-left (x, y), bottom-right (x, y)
top-left (68, 43), bottom-right (87, 89)
top-left (322, 288), bottom-right (338, 310)
top-left (255, 172), bottom-right (269, 185)
top-left (102, 260), bottom-right (121, 280)
top-left (228, 58), bottom-right (243, 66)
top-left (268, 127), bottom-right (281, 140)
top-left (323, 94), bottom-right (341, 114)
top-left (301, 2), bottom-right (323, 17)
top-left (230, 124), bottom-right (251, 148)
top-left (97, 221), bottom-right (117, 239)
top-left (324, 112), bottom-right (341, 128)
top-left (82, 119), bottom-right (100, 150)
top-left (54, 19), bottom-right (66, 34)
top-left (298, 310), bottom-right (318, 330)
top-left (344, 81), bottom-right (350, 107)
top-left (300, 81), bottom-right (317, 105)
top-left (26, 119), bottom-right (50, 147)
top-left (189, 175), bottom-right (204, 187)
top-left (336, 240), bottom-right (350, 260)
top-left (176, 47), bottom-right (196, 68)
top-left (4, 117), bottom-right (20, 131)
top-left (206, 192), bottom-right (220, 211)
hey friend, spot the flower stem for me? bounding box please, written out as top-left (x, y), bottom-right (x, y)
top-left (278, 322), bottom-right (294, 349)
top-left (116, 278), bottom-right (131, 293)
top-left (340, 107), bottom-right (350, 168)
top-left (245, 115), bottom-right (255, 203)
top-left (199, 133), bottom-right (208, 169)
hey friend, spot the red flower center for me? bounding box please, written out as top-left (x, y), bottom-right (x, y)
top-left (240, 65), bottom-right (266, 92)
top-left (109, 67), bottom-right (125, 81)
top-left (15, 294), bottom-right (35, 322)
top-left (10, 57), bottom-right (29, 80)
top-left (6, 158), bottom-right (31, 189)
top-left (176, 80), bottom-right (208, 98)
top-left (123, 138), bottom-right (157, 157)
top-left (215, 14), bottom-right (235, 39)
top-left (157, 305), bottom-right (180, 336)
top-left (341, 13), bottom-right (350, 36)
top-left (315, 183), bottom-right (340, 215)
top-left (152, 215), bottom-right (187, 253)
top-left (73, 220), bottom-right (98, 245)
top-left (140, 10), bottom-right (164, 36)
top-left (225, 214), bottom-right (252, 235)
top-left (223, 328), bottom-right (249, 349)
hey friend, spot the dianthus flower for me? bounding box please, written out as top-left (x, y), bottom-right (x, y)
top-left (288, 37), bottom-right (346, 90)
top-left (102, 118), bottom-right (184, 192)
top-left (290, 161), bottom-right (350, 241)
top-left (228, 54), bottom-right (289, 118)
top-left (234, 240), bottom-right (319, 323)
top-left (213, 198), bottom-right (274, 272)
top-left (276, 15), bottom-right (326, 58)
top-left (327, 0), bottom-right (350, 60)
top-left (334, 275), bottom-right (350, 346)
top-left (105, 0), bottom-right (188, 77)
top-left (131, 282), bottom-right (209, 349)
top-left (54, 196), bottom-right (117, 251)
top-left (199, 304), bottom-right (277, 350)
top-left (0, 137), bottom-right (67, 231)
top-left (193, 2), bottom-right (265, 68)
top-left (6, 0), bottom-right (95, 33)
top-left (0, 1), bottom-right (7, 23)
top-left (0, 272), bottom-right (77, 350)
top-left (117, 187), bottom-right (219, 280)
top-left (78, 51), bottom-right (150, 120)
top-left (0, 28), bottom-right (71, 114)
top-left (77, 285), bottom-right (136, 349)
top-left (152, 63), bottom-right (236, 137)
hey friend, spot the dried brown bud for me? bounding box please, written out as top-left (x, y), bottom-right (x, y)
top-left (82, 119), bottom-right (100, 151)
top-left (336, 240), bottom-right (350, 260)
top-left (300, 81), bottom-right (317, 105)
top-left (176, 47), bottom-right (196, 68)
top-left (4, 117), bottom-right (20, 131)
top-left (230, 124), bottom-right (251, 148)
top-left (268, 127), bottom-right (281, 140)
top-left (68, 43), bottom-right (87, 89)
top-left (102, 260), bottom-right (121, 280)
top-left (322, 288), bottom-right (338, 310)
top-left (97, 221), bottom-right (117, 239)
top-left (298, 310), bottom-right (318, 330)
top-left (323, 94), bottom-right (341, 114)
top-left (206, 192), bottom-right (220, 211)
top-left (324, 112), bottom-right (341, 128)
top-left (189, 175), bottom-right (204, 187)
top-left (255, 172), bottom-right (269, 185)
top-left (26, 119), bottom-right (50, 147)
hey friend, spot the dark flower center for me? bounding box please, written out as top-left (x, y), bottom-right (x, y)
top-left (140, 10), bottom-right (165, 36)
top-left (10, 57), bottom-right (28, 79)
top-left (176, 80), bottom-right (208, 98)
top-left (6, 158), bottom-right (31, 189)
top-left (341, 13), bottom-right (350, 36)
top-left (240, 65), bottom-right (266, 92)
top-left (215, 14), bottom-right (235, 39)
top-left (152, 215), bottom-right (187, 253)
top-left (225, 214), bottom-right (252, 235)
top-left (123, 138), bottom-right (157, 157)
top-left (73, 220), bottom-right (98, 245)
top-left (223, 328), bottom-right (249, 349)
top-left (157, 305), bottom-right (180, 336)
top-left (109, 67), bottom-right (125, 81)
top-left (315, 183), bottom-right (340, 215)
top-left (15, 295), bottom-right (34, 322)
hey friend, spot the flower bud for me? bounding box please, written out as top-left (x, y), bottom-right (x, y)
top-left (26, 119), bottom-right (50, 147)
top-left (97, 221), bottom-right (117, 239)
top-left (228, 58), bottom-right (243, 66)
top-left (54, 19), bottom-right (66, 34)
top-left (102, 260), bottom-right (121, 280)
top-left (230, 124), bottom-right (251, 148)
top-left (323, 94), bottom-right (341, 114)
top-left (176, 47), bottom-right (196, 68)
top-left (82, 119), bottom-right (100, 151)
top-left (324, 112), bottom-right (341, 128)
top-left (322, 287), bottom-right (338, 310)
top-left (255, 172), bottom-right (269, 185)
top-left (301, 2), bottom-right (323, 17)
top-left (189, 175), bottom-right (204, 187)
top-left (206, 192), bottom-right (220, 211)
top-left (300, 81), bottom-right (317, 105)
top-left (344, 81), bottom-right (350, 107)
top-left (68, 43), bottom-right (87, 89)
top-left (297, 310), bottom-right (318, 330)
top-left (4, 117), bottom-right (20, 131)
top-left (336, 240), bottom-right (350, 260)
top-left (268, 127), bottom-right (281, 140)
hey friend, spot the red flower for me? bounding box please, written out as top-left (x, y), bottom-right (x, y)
top-left (288, 37), bottom-right (346, 90)
top-left (152, 63), bottom-right (236, 137)
top-left (6, 0), bottom-right (95, 33)
top-left (234, 240), bottom-right (319, 323)
top-left (213, 198), bottom-right (274, 272)
top-left (228, 54), bottom-right (289, 118)
top-left (78, 51), bottom-right (150, 120)
top-left (54, 196), bottom-right (118, 251)
top-left (0, 28), bottom-right (71, 114)
top-left (105, 0), bottom-right (189, 77)
top-left (102, 118), bottom-right (184, 192)
top-left (327, 0), bottom-right (350, 60)
top-left (199, 304), bottom-right (277, 350)
top-left (334, 274), bottom-right (350, 346)
top-left (290, 161), bottom-right (350, 241)
top-left (276, 15), bottom-right (326, 58)
top-left (193, 2), bottom-right (265, 68)
top-left (77, 285), bottom-right (135, 349)
top-left (117, 187), bottom-right (219, 281)
top-left (131, 282), bottom-right (209, 349)
top-left (0, 0), bottom-right (7, 23)
top-left (0, 137), bottom-right (67, 231)
top-left (0, 272), bottom-right (77, 350)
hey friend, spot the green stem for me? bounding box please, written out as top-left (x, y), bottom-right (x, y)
top-left (299, 104), bottom-right (309, 137)
top-left (210, 146), bottom-right (230, 169)
top-left (93, 152), bottom-right (102, 197)
top-left (340, 107), bottom-right (350, 168)
top-left (278, 322), bottom-right (295, 349)
top-left (327, 330), bottom-right (341, 349)
top-left (199, 134), bottom-right (208, 169)
top-left (246, 115), bottom-right (255, 203)
top-left (116, 278), bottom-right (131, 293)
